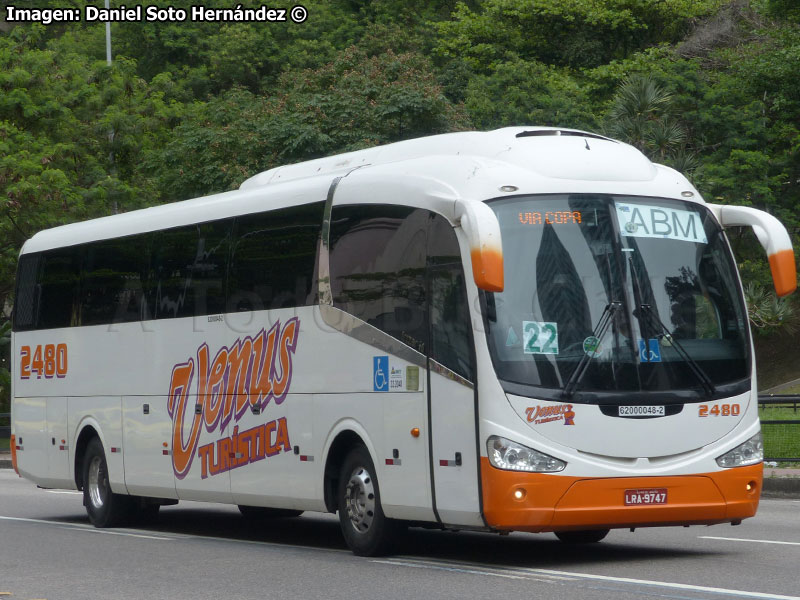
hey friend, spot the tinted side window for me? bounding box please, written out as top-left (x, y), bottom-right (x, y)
top-left (13, 254), bottom-right (42, 331)
top-left (151, 220), bottom-right (231, 319)
top-left (428, 215), bottom-right (474, 381)
top-left (330, 205), bottom-right (427, 353)
top-left (228, 202), bottom-right (324, 311)
top-left (38, 247), bottom-right (81, 329)
top-left (81, 235), bottom-right (150, 325)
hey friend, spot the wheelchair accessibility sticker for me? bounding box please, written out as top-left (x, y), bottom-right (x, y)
top-left (638, 339), bottom-right (662, 362)
top-left (374, 356), bottom-right (389, 391)
top-left (373, 356), bottom-right (417, 392)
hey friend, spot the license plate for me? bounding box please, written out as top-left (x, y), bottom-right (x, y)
top-left (618, 405), bottom-right (665, 417)
top-left (624, 488), bottom-right (668, 505)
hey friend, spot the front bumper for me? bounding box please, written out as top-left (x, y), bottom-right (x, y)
top-left (480, 458), bottom-right (761, 532)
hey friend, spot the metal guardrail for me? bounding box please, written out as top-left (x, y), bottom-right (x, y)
top-left (758, 394), bottom-right (800, 411)
top-left (758, 395), bottom-right (800, 463)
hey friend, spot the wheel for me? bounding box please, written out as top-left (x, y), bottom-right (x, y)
top-left (82, 437), bottom-right (133, 527)
top-left (337, 446), bottom-right (401, 556)
top-left (554, 529), bottom-right (610, 543)
top-left (238, 506), bottom-right (304, 519)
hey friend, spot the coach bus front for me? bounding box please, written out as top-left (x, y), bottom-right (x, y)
top-left (475, 193), bottom-right (780, 537)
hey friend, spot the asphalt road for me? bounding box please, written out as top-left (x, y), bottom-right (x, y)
top-left (1, 470), bottom-right (798, 600)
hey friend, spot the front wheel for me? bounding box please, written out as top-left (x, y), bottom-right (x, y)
top-left (554, 529), bottom-right (610, 544)
top-left (82, 438), bottom-right (132, 527)
top-left (337, 446), bottom-right (401, 556)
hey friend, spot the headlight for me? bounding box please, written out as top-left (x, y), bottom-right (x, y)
top-left (487, 436), bottom-right (566, 473)
top-left (716, 432), bottom-right (763, 468)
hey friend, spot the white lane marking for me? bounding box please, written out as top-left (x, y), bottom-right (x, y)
top-left (64, 527), bottom-right (175, 541)
top-left (0, 515), bottom-right (87, 527)
top-left (176, 531), bottom-right (351, 555)
top-left (381, 558), bottom-right (800, 600)
top-left (0, 515), bottom-right (176, 540)
top-left (699, 536), bottom-right (800, 547)
top-left (0, 514), bottom-right (349, 554)
top-left (44, 490), bottom-right (82, 495)
top-left (372, 560), bottom-right (527, 580)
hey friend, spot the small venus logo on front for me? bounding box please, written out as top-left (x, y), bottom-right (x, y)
top-left (525, 403), bottom-right (575, 426)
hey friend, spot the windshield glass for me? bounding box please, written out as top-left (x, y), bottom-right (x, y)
top-left (483, 194), bottom-right (750, 403)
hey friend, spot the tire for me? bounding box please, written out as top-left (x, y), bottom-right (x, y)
top-left (238, 506), bottom-right (304, 519)
top-left (554, 529), bottom-right (610, 544)
top-left (337, 446), bottom-right (401, 556)
top-left (82, 438), bottom-right (133, 527)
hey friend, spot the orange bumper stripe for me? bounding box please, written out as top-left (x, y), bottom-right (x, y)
top-left (481, 457), bottom-right (761, 532)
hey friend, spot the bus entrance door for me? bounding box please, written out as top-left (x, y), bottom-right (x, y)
top-left (426, 236), bottom-right (482, 528)
top-left (428, 369), bottom-right (482, 527)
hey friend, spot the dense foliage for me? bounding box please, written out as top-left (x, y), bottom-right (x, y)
top-left (1, 0), bottom-right (799, 356)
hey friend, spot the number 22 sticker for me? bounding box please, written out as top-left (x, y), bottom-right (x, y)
top-left (523, 321), bottom-right (559, 355)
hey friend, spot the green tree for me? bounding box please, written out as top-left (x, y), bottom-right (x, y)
top-left (464, 59), bottom-right (599, 130)
top-left (605, 74), bottom-right (692, 168)
top-left (765, 0), bottom-right (800, 22)
top-left (0, 24), bottom-right (181, 311)
top-left (154, 47), bottom-right (469, 198)
top-left (435, 0), bottom-right (725, 71)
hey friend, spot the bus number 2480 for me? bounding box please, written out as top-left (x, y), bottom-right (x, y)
top-left (20, 344), bottom-right (68, 379)
top-left (698, 403), bottom-right (740, 417)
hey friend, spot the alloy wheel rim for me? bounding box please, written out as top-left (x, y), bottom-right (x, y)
top-left (87, 456), bottom-right (107, 509)
top-left (344, 466), bottom-right (375, 534)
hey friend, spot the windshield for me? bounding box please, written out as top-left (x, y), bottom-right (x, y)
top-left (483, 194), bottom-right (750, 403)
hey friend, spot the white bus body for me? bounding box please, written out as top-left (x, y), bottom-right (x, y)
top-left (10, 127), bottom-right (796, 555)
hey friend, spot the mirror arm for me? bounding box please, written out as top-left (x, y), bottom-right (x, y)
top-left (708, 203), bottom-right (796, 297)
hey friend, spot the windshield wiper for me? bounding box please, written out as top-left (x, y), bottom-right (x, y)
top-left (636, 304), bottom-right (716, 397)
top-left (625, 254), bottom-right (716, 397)
top-left (562, 301), bottom-right (622, 399)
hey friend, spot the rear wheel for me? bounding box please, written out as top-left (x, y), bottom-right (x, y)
top-left (554, 529), bottom-right (610, 544)
top-left (82, 438), bottom-right (132, 527)
top-left (238, 506), bottom-right (304, 519)
top-left (337, 446), bottom-right (401, 556)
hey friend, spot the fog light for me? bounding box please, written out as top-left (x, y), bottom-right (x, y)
top-left (513, 488), bottom-right (526, 501)
top-left (746, 481), bottom-right (757, 493)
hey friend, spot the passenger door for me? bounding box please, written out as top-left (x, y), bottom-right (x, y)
top-left (427, 215), bottom-right (483, 527)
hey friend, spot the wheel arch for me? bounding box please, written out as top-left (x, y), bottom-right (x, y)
top-left (73, 419), bottom-right (103, 491)
top-left (322, 421), bottom-right (377, 513)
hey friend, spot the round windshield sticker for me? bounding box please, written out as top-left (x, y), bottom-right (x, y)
top-left (625, 221), bottom-right (638, 234)
top-left (583, 336), bottom-right (603, 358)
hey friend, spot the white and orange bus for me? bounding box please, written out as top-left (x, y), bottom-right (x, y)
top-left (10, 127), bottom-right (796, 555)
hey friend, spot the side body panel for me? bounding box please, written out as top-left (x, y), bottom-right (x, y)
top-left (122, 396), bottom-right (177, 498)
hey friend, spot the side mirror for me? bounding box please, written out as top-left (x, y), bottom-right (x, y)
top-left (708, 203), bottom-right (797, 297)
top-left (457, 200), bottom-right (504, 292)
